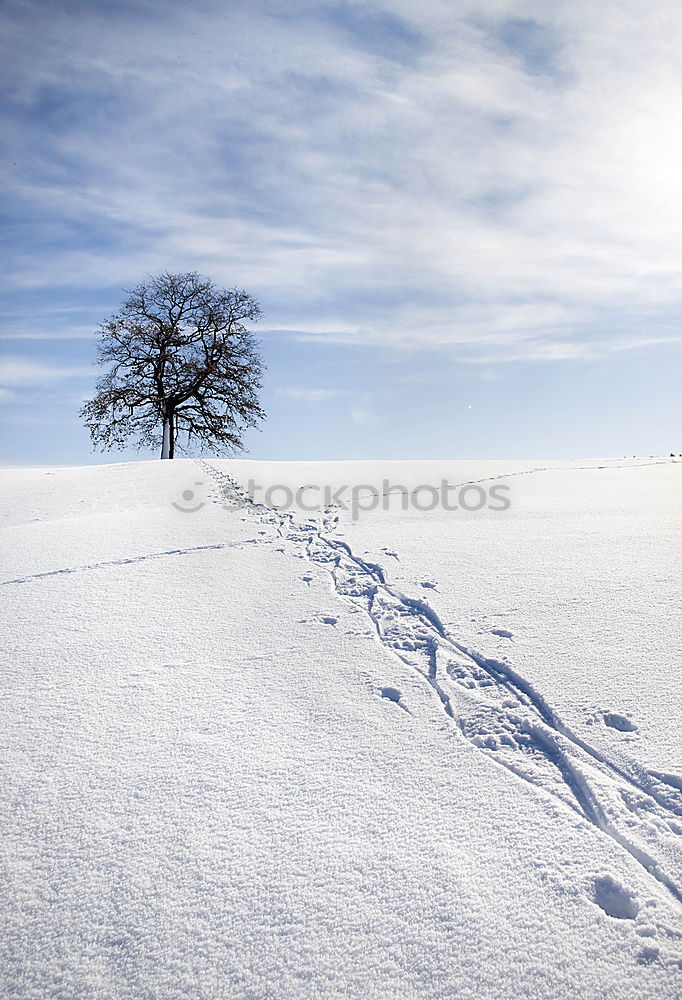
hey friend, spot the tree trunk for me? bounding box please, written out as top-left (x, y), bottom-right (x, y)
top-left (161, 416), bottom-right (171, 459)
top-left (169, 412), bottom-right (175, 459)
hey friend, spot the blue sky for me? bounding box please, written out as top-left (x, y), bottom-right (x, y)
top-left (1, 0), bottom-right (681, 463)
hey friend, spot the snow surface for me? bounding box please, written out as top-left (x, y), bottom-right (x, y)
top-left (1, 457), bottom-right (681, 999)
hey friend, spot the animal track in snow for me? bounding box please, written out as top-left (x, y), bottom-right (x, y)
top-left (490, 628), bottom-right (513, 639)
top-left (603, 712), bottom-right (638, 733)
top-left (380, 686), bottom-right (402, 703)
top-left (591, 875), bottom-right (640, 919)
top-left (378, 686), bottom-right (411, 714)
top-left (636, 945), bottom-right (661, 965)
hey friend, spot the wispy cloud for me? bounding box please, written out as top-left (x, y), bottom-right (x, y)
top-left (278, 386), bottom-right (343, 403)
top-left (2, 0), bottom-right (682, 364)
top-left (349, 402), bottom-right (383, 428)
top-left (0, 357), bottom-right (92, 386)
top-left (0, 325), bottom-right (98, 341)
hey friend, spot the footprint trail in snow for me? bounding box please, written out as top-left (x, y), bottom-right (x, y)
top-left (200, 461), bottom-right (682, 912)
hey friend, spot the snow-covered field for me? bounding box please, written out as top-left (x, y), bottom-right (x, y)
top-left (1, 457), bottom-right (681, 999)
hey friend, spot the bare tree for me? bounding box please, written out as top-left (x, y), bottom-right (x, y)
top-left (80, 272), bottom-right (265, 459)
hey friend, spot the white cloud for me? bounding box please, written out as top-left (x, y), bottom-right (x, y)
top-left (0, 357), bottom-right (93, 386)
top-left (349, 403), bottom-right (383, 428)
top-left (0, 326), bottom-right (97, 341)
top-left (2, 0), bottom-right (682, 361)
top-left (278, 387), bottom-right (343, 403)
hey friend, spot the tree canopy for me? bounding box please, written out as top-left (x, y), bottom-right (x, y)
top-left (80, 272), bottom-right (265, 458)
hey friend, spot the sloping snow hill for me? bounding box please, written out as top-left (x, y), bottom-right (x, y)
top-left (1, 457), bottom-right (681, 999)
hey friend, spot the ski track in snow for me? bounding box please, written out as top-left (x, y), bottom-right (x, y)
top-left (346, 457), bottom-right (679, 502)
top-left (200, 459), bottom-right (682, 911)
top-left (0, 541), bottom-right (249, 586)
